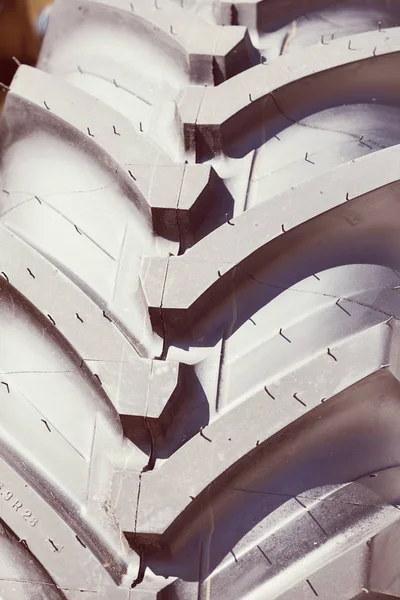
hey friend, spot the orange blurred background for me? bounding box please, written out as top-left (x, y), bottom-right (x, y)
top-left (0, 0), bottom-right (50, 110)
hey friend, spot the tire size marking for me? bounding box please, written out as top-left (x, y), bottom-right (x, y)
top-left (0, 482), bottom-right (38, 527)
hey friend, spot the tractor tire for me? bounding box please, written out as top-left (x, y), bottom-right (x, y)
top-left (1, 0), bottom-right (400, 598)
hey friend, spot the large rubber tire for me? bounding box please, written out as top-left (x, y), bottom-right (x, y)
top-left (1, 0), bottom-right (400, 598)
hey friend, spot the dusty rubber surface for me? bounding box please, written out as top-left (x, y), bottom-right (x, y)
top-left (0, 0), bottom-right (400, 598)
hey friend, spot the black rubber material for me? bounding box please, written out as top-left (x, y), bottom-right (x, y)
top-left (1, 0), bottom-right (400, 598)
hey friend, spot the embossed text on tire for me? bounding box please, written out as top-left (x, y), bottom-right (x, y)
top-left (0, 482), bottom-right (38, 526)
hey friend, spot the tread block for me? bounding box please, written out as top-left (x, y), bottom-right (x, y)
top-left (40, 0), bottom-right (258, 90)
top-left (161, 468), bottom-right (400, 598)
top-left (177, 27), bottom-right (400, 159)
top-left (0, 454), bottom-right (137, 590)
top-left (136, 363), bottom-right (400, 585)
top-left (135, 322), bottom-right (396, 535)
top-left (137, 163), bottom-right (233, 249)
top-left (140, 147), bottom-right (400, 344)
top-left (0, 521), bottom-right (64, 599)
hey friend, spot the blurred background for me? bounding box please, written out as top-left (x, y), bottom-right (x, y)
top-left (0, 0), bottom-right (51, 110)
